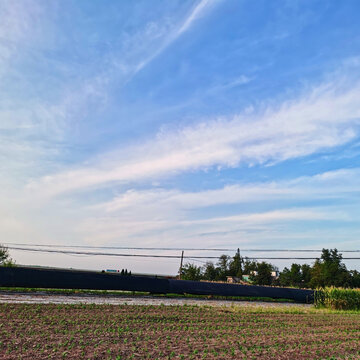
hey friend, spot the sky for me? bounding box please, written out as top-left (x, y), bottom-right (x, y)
top-left (1, 0), bottom-right (360, 275)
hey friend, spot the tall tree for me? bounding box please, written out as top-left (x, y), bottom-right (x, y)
top-left (229, 248), bottom-right (243, 277)
top-left (217, 255), bottom-right (230, 281)
top-left (309, 249), bottom-right (351, 288)
top-left (301, 264), bottom-right (312, 288)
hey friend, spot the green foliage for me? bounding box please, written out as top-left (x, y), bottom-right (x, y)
top-left (301, 264), bottom-right (312, 287)
top-left (2, 303), bottom-right (360, 359)
top-left (349, 270), bottom-right (360, 288)
top-left (202, 262), bottom-right (218, 281)
top-left (250, 262), bottom-right (275, 286)
top-left (181, 263), bottom-right (202, 281)
top-left (279, 249), bottom-right (360, 290)
top-left (309, 249), bottom-right (351, 288)
top-left (181, 248), bottom-right (258, 282)
top-left (0, 245), bottom-right (15, 267)
top-left (216, 255), bottom-right (230, 280)
top-left (315, 287), bottom-right (360, 310)
top-left (228, 249), bottom-right (242, 278)
top-left (0, 245), bottom-right (9, 264)
top-left (181, 248), bottom-right (358, 290)
top-left (279, 263), bottom-right (311, 288)
top-left (242, 258), bottom-right (257, 275)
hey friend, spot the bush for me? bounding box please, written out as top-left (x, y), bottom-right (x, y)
top-left (0, 244), bottom-right (15, 267)
top-left (0, 245), bottom-right (8, 263)
top-left (314, 287), bottom-right (360, 310)
top-left (181, 263), bottom-right (202, 281)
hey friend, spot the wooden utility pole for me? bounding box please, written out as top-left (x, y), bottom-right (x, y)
top-left (179, 250), bottom-right (184, 279)
top-left (239, 248), bottom-right (243, 275)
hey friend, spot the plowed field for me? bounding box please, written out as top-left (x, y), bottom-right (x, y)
top-left (0, 303), bottom-right (359, 359)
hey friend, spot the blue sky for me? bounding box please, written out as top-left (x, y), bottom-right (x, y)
top-left (1, 0), bottom-right (360, 274)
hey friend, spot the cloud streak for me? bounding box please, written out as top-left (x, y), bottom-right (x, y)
top-left (72, 168), bottom-right (359, 247)
top-left (96, 167), bottom-right (360, 213)
top-left (134, 0), bottom-right (218, 74)
top-left (29, 78), bottom-right (360, 196)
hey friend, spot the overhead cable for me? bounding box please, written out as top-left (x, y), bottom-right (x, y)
top-left (3, 242), bottom-right (360, 252)
top-left (7, 246), bottom-right (360, 260)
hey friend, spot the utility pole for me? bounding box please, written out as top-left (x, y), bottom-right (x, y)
top-left (239, 248), bottom-right (243, 277)
top-left (179, 250), bottom-right (184, 279)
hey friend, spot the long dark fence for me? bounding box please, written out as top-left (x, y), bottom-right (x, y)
top-left (0, 267), bottom-right (314, 303)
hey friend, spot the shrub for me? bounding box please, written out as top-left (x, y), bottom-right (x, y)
top-left (0, 244), bottom-right (15, 267)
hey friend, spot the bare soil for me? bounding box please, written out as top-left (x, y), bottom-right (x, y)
top-left (0, 303), bottom-right (359, 359)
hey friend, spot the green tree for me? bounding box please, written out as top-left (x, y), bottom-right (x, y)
top-left (309, 249), bottom-right (351, 288)
top-left (250, 262), bottom-right (274, 285)
top-left (243, 258), bottom-right (257, 275)
top-left (349, 270), bottom-right (360, 288)
top-left (279, 263), bottom-right (311, 288)
top-left (202, 261), bottom-right (219, 281)
top-left (0, 245), bottom-right (14, 267)
top-left (279, 264), bottom-right (301, 287)
top-left (279, 267), bottom-right (291, 286)
top-left (301, 264), bottom-right (311, 288)
top-left (216, 255), bottom-right (230, 281)
top-left (181, 263), bottom-right (202, 281)
top-left (228, 248), bottom-right (243, 277)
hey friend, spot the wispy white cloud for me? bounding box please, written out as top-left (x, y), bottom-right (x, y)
top-left (176, 0), bottom-right (215, 36)
top-left (62, 167), bottom-right (356, 247)
top-left (96, 168), bottom-right (360, 213)
top-left (28, 78), bottom-right (360, 196)
top-left (208, 75), bottom-right (253, 93)
top-left (84, 167), bottom-right (358, 242)
top-left (4, 198), bottom-right (356, 260)
top-left (0, 0), bottom-right (218, 184)
top-left (4, 166), bottom-right (360, 267)
top-left (0, 0), bottom-right (43, 72)
top-left (133, 0), bottom-right (218, 74)
top-left (3, 1), bottom-right (360, 273)
top-left (75, 205), bottom-right (350, 247)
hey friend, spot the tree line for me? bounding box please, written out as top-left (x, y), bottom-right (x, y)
top-left (180, 248), bottom-right (360, 289)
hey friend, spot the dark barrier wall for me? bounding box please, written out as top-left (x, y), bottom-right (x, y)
top-left (0, 267), bottom-right (170, 294)
top-left (169, 279), bottom-right (314, 303)
top-left (0, 267), bottom-right (314, 303)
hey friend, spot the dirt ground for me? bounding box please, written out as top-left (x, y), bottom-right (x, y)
top-left (0, 303), bottom-right (359, 359)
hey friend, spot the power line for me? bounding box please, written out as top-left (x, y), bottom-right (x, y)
top-left (3, 242), bottom-right (360, 252)
top-left (7, 246), bottom-right (219, 258)
top-left (7, 246), bottom-right (360, 260)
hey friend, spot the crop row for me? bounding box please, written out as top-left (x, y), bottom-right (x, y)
top-left (315, 287), bottom-right (360, 310)
top-left (0, 304), bottom-right (360, 359)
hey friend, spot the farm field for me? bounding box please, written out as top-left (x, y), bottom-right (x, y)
top-left (0, 304), bottom-right (360, 360)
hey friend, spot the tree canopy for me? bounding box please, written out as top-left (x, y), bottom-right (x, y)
top-left (180, 248), bottom-right (360, 288)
